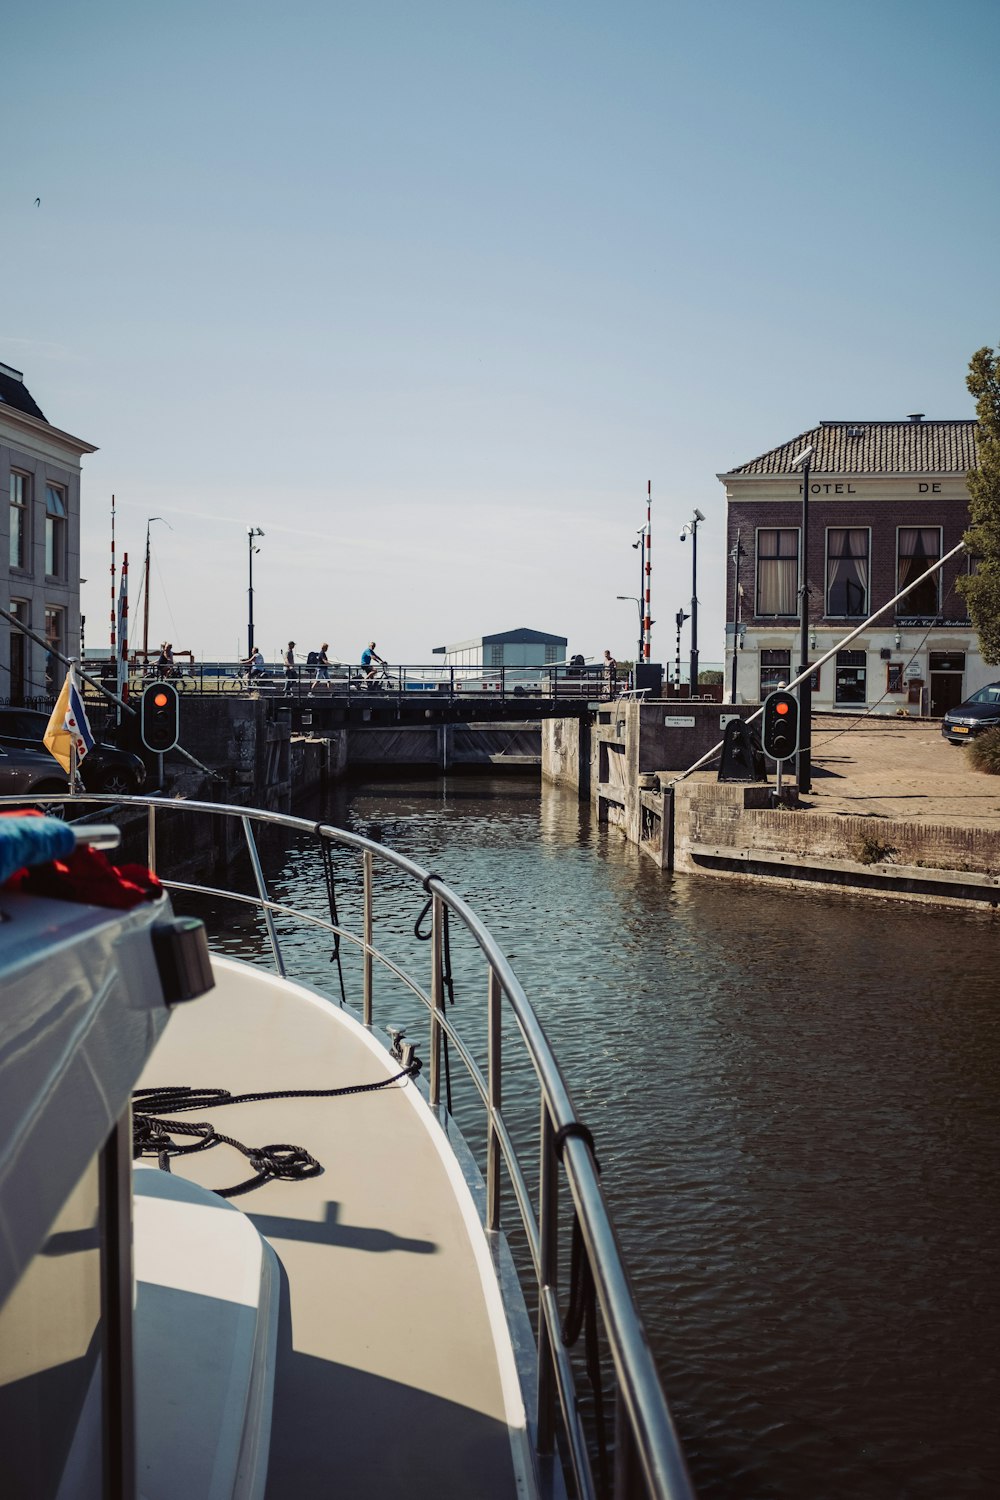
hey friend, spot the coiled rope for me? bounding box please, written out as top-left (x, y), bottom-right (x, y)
top-left (133, 1059), bottom-right (420, 1198)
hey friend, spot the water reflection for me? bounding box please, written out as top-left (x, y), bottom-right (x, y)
top-left (184, 772), bottom-right (1000, 1499)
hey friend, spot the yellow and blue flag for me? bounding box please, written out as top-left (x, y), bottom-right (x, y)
top-left (44, 668), bottom-right (95, 774)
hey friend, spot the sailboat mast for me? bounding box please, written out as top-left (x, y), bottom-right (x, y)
top-left (142, 520), bottom-right (152, 660)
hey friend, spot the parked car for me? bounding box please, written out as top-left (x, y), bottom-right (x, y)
top-left (941, 682), bottom-right (1000, 743)
top-left (0, 708), bottom-right (146, 793)
top-left (0, 743), bottom-right (73, 799)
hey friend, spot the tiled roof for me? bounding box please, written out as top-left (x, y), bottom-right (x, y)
top-left (0, 364), bottom-right (47, 422)
top-left (724, 419), bottom-right (978, 477)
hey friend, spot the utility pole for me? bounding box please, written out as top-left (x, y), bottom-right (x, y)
top-left (248, 527), bottom-right (264, 657)
top-left (674, 609), bottom-right (690, 692)
top-left (791, 446), bottom-right (815, 792)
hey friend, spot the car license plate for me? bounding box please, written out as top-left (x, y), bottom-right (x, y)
top-left (953, 726), bottom-right (969, 734)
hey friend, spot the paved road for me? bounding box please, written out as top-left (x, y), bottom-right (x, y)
top-left (805, 724), bottom-right (1000, 828)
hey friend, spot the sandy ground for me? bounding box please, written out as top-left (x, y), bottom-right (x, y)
top-left (780, 725), bottom-right (1000, 828)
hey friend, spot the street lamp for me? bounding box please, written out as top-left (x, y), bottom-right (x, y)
top-left (790, 445), bottom-right (815, 791)
top-left (679, 508), bottom-right (706, 691)
top-left (631, 526), bottom-right (648, 661)
top-left (616, 595), bottom-right (643, 663)
top-left (247, 527), bottom-right (264, 658)
top-left (729, 531), bottom-right (746, 703)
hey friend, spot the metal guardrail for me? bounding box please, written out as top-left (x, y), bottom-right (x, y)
top-left (7, 792), bottom-right (695, 1500)
top-left (80, 661), bottom-right (622, 705)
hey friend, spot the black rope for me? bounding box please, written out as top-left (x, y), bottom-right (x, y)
top-left (555, 1121), bottom-right (610, 1500)
top-left (317, 825), bottom-right (347, 1006)
top-left (414, 872), bottom-right (456, 1114)
top-left (132, 1066), bottom-right (418, 1198)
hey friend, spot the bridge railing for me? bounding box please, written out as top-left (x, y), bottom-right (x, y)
top-left (81, 659), bottom-right (622, 704)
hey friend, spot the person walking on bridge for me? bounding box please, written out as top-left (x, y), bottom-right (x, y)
top-left (283, 641), bottom-right (297, 696)
top-left (308, 643), bottom-right (331, 693)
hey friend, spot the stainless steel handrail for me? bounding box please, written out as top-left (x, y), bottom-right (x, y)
top-left (3, 792), bottom-right (695, 1500)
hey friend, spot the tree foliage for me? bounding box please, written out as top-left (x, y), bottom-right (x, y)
top-left (958, 344), bottom-right (1000, 662)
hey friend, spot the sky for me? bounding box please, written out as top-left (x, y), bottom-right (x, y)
top-left (4, 0), bottom-right (999, 668)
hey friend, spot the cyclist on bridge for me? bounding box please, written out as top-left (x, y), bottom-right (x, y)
top-left (361, 642), bottom-right (385, 684)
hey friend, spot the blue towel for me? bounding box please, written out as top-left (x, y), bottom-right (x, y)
top-left (0, 816), bottom-right (76, 886)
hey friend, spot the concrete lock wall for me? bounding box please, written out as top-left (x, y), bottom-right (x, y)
top-left (541, 716), bottom-right (591, 794)
top-left (585, 699), bottom-right (761, 847)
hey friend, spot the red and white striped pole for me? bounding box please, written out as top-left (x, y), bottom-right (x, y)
top-left (110, 494), bottom-right (116, 651)
top-left (643, 481), bottom-right (652, 661)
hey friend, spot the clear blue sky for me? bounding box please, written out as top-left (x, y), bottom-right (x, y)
top-left (5, 0), bottom-right (998, 665)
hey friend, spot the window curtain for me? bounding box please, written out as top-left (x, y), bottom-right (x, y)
top-left (827, 529), bottom-right (868, 615)
top-left (757, 531), bottom-right (798, 615)
top-left (897, 528), bottom-right (940, 613)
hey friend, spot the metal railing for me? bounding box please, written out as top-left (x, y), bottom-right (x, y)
top-left (9, 791), bottom-right (695, 1500)
top-left (80, 660), bottom-right (619, 705)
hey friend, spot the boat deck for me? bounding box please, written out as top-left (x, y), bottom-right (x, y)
top-left (137, 956), bottom-right (532, 1499)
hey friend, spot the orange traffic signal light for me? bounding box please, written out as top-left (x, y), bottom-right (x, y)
top-left (761, 690), bottom-right (799, 760)
top-left (141, 682), bottom-right (179, 753)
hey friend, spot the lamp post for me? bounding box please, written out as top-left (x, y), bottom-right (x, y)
top-left (247, 527), bottom-right (264, 658)
top-left (790, 445), bottom-right (815, 791)
top-left (729, 530), bottom-right (745, 702)
top-left (631, 525), bottom-right (648, 662)
top-left (679, 508), bottom-right (705, 692)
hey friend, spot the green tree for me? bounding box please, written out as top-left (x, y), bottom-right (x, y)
top-left (958, 343), bottom-right (1000, 661)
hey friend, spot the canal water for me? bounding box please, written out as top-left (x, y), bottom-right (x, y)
top-left (200, 772), bottom-right (999, 1498)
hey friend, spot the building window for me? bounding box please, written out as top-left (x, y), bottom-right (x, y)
top-left (45, 485), bottom-right (67, 578)
top-left (9, 472), bottom-right (29, 570)
top-left (835, 648), bottom-right (867, 705)
top-left (45, 606), bottom-right (65, 697)
top-left (826, 528), bottom-right (869, 616)
top-left (544, 643), bottom-right (560, 664)
top-left (896, 527), bottom-right (941, 617)
top-left (9, 598), bottom-right (29, 702)
top-left (759, 648), bottom-right (791, 698)
top-left (488, 643), bottom-right (503, 668)
top-left (886, 663), bottom-right (904, 693)
top-left (756, 529), bottom-right (798, 616)
top-left (928, 651), bottom-right (966, 672)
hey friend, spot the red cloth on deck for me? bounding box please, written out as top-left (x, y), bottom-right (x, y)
top-left (1, 810), bottom-right (162, 909)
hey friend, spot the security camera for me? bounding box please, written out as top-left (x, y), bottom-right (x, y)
top-left (693, 508), bottom-right (706, 523)
top-left (679, 530), bottom-right (687, 542)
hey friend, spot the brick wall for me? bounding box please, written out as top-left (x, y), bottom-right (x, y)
top-left (727, 494), bottom-right (971, 625)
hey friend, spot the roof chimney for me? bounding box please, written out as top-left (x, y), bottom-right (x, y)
top-left (907, 412), bottom-right (924, 423)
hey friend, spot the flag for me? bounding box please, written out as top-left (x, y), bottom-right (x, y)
top-left (44, 667), bottom-right (96, 775)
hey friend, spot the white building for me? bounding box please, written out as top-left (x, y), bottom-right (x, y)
top-left (432, 627), bottom-right (569, 669)
top-left (1, 363), bottom-right (96, 701)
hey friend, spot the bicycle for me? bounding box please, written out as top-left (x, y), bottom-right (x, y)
top-left (355, 661), bottom-right (396, 693)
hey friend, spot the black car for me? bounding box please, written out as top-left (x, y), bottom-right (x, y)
top-left (941, 682), bottom-right (1000, 743)
top-left (0, 707), bottom-right (146, 793)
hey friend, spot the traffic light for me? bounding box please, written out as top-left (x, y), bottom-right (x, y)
top-left (761, 690), bottom-right (799, 761)
top-left (141, 683), bottom-right (179, 753)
